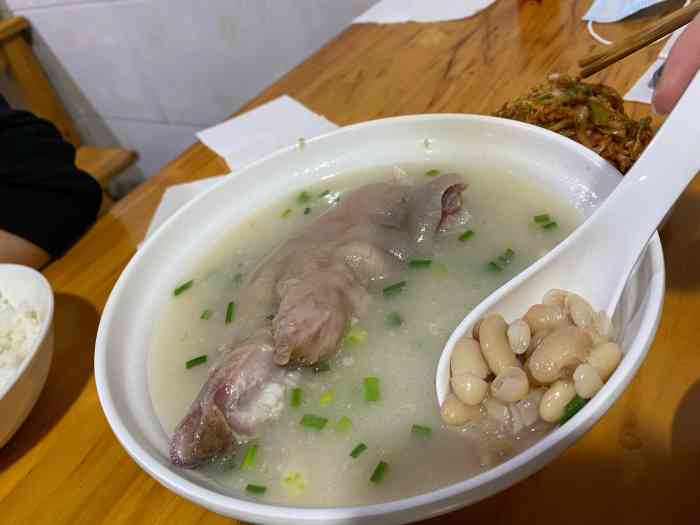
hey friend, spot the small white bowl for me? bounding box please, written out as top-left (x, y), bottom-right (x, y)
top-left (95, 115), bottom-right (664, 525)
top-left (0, 264), bottom-right (55, 448)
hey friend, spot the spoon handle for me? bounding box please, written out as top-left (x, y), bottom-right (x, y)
top-left (574, 72), bottom-right (700, 314)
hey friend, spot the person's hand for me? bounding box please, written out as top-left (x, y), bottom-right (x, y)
top-left (652, 13), bottom-right (700, 114)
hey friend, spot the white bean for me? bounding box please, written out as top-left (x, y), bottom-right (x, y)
top-left (451, 372), bottom-right (489, 406)
top-left (450, 337), bottom-right (489, 379)
top-left (483, 397), bottom-right (511, 426)
top-left (528, 325), bottom-right (593, 384)
top-left (539, 380), bottom-right (576, 422)
top-left (479, 314), bottom-right (520, 376)
top-left (472, 319), bottom-right (483, 340)
top-left (491, 366), bottom-right (529, 403)
top-left (593, 310), bottom-right (614, 341)
top-left (513, 388), bottom-right (545, 427)
top-left (584, 327), bottom-right (607, 347)
top-left (441, 394), bottom-right (481, 425)
top-left (523, 304), bottom-right (569, 333)
top-left (507, 319), bottom-right (531, 355)
top-left (542, 289), bottom-right (568, 308)
top-left (586, 342), bottom-right (622, 381)
top-left (565, 293), bottom-right (595, 329)
top-left (573, 363), bottom-right (604, 399)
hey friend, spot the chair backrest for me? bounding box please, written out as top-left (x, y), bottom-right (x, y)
top-left (0, 16), bottom-right (82, 147)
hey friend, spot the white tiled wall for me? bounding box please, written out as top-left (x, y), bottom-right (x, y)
top-left (1, 0), bottom-right (377, 193)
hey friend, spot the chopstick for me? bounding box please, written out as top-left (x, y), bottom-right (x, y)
top-left (579, 0), bottom-right (700, 78)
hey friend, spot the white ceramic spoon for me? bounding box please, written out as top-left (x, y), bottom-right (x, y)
top-left (436, 73), bottom-right (700, 404)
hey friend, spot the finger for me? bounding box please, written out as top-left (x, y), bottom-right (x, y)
top-left (652, 14), bottom-right (700, 114)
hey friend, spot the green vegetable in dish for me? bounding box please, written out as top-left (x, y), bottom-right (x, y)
top-left (290, 388), bottom-right (302, 408)
top-left (173, 280), bottom-right (194, 296)
top-left (409, 259), bottom-right (432, 269)
top-left (561, 394), bottom-right (587, 424)
top-left (411, 424), bottom-right (432, 438)
top-left (385, 312), bottom-right (403, 327)
top-left (350, 443), bottom-right (367, 458)
top-left (185, 355), bottom-right (207, 369)
top-left (363, 377), bottom-right (380, 402)
top-left (458, 229), bottom-right (474, 242)
top-left (334, 416), bottom-right (352, 432)
top-left (225, 301), bottom-right (236, 324)
top-left (370, 461), bottom-right (388, 483)
top-left (382, 281), bottom-right (406, 298)
top-left (300, 414), bottom-right (328, 431)
top-left (241, 442), bottom-right (258, 469)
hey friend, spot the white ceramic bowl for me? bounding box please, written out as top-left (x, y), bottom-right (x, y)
top-left (0, 264), bottom-right (55, 448)
top-left (95, 115), bottom-right (664, 525)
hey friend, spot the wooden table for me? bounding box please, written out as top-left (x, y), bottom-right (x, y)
top-left (2, 1), bottom-right (699, 523)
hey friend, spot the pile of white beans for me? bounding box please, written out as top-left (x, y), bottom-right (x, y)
top-left (441, 289), bottom-right (622, 432)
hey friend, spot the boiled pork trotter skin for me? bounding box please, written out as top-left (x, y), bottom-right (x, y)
top-left (169, 175), bottom-right (467, 467)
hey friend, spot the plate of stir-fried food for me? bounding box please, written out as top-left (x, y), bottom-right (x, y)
top-left (494, 74), bottom-right (654, 174)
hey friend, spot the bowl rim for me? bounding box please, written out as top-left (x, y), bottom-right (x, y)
top-left (95, 113), bottom-right (665, 521)
top-left (0, 264), bottom-right (55, 401)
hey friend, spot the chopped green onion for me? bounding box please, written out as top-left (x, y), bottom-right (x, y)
top-left (385, 312), bottom-right (403, 327)
top-left (225, 301), bottom-right (236, 324)
top-left (425, 169), bottom-right (440, 177)
top-left (246, 484), bottom-right (266, 495)
top-left (411, 424), bottom-right (432, 438)
top-left (561, 394), bottom-right (587, 424)
top-left (297, 191), bottom-right (311, 204)
top-left (312, 361), bottom-right (330, 373)
top-left (458, 229), bottom-right (474, 242)
top-left (350, 443), bottom-right (367, 458)
top-left (318, 190), bottom-right (330, 198)
top-left (543, 221), bottom-right (558, 230)
top-left (173, 280), bottom-right (194, 296)
top-left (335, 416), bottom-right (352, 432)
top-left (319, 389), bottom-right (335, 407)
top-left (498, 248), bottom-right (515, 266)
top-left (370, 461), bottom-right (388, 483)
top-left (408, 259), bottom-right (432, 269)
top-left (200, 309), bottom-right (212, 320)
top-left (233, 272), bottom-right (244, 285)
top-left (298, 137), bottom-right (306, 149)
top-left (382, 281), bottom-right (406, 298)
top-left (300, 414), bottom-right (328, 431)
top-left (533, 214), bottom-right (551, 224)
top-left (281, 471), bottom-right (305, 494)
top-left (486, 261), bottom-right (502, 272)
top-left (343, 325), bottom-right (368, 345)
top-left (304, 207), bottom-right (311, 215)
top-left (185, 355), bottom-right (207, 369)
top-left (241, 442), bottom-right (258, 469)
top-left (588, 99), bottom-right (610, 125)
top-left (290, 388), bottom-right (302, 408)
top-left (363, 377), bottom-right (380, 402)
top-left (281, 208), bottom-right (292, 218)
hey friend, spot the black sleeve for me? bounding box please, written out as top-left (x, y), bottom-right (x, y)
top-left (0, 94), bottom-right (102, 257)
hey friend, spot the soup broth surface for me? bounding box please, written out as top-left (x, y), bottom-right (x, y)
top-left (148, 165), bottom-right (579, 506)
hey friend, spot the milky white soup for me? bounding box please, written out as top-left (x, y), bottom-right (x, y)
top-left (148, 165), bottom-right (579, 506)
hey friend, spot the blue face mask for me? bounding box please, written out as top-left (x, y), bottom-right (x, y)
top-left (583, 0), bottom-right (671, 23)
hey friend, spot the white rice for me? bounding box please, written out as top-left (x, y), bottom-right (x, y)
top-left (0, 290), bottom-right (41, 391)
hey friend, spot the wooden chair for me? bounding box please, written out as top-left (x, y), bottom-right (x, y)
top-left (0, 16), bottom-right (137, 213)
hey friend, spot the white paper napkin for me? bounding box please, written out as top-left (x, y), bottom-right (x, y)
top-left (624, 26), bottom-right (687, 104)
top-left (353, 0), bottom-right (496, 24)
top-left (141, 96), bottom-right (338, 245)
top-left (196, 95), bottom-right (337, 170)
top-left (142, 176), bottom-right (226, 242)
